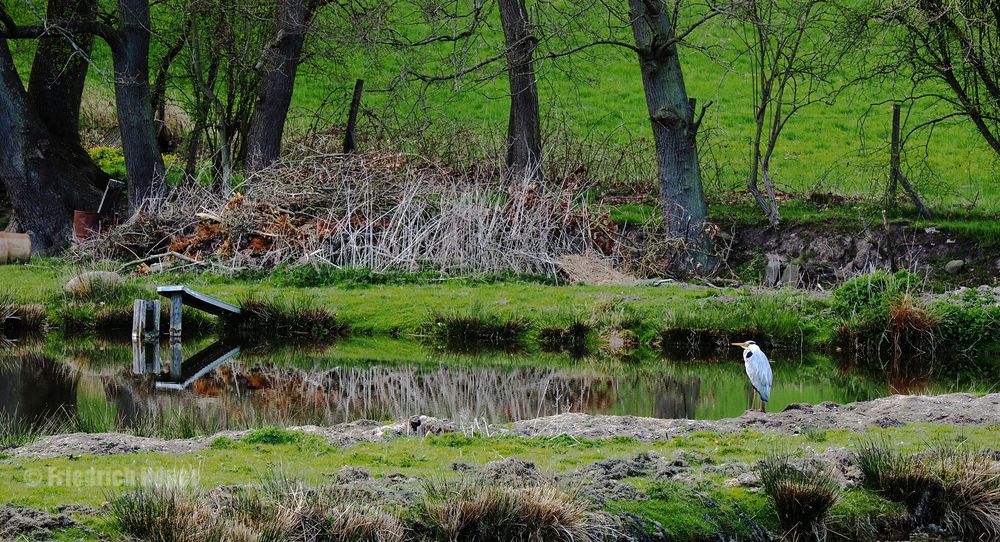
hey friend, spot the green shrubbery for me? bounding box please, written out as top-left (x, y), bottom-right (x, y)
top-left (834, 271), bottom-right (1000, 378)
top-left (830, 270), bottom-right (920, 320)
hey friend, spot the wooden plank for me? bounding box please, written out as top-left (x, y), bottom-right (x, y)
top-left (132, 299), bottom-right (146, 342)
top-left (157, 285), bottom-right (241, 317)
top-left (156, 341), bottom-right (241, 390)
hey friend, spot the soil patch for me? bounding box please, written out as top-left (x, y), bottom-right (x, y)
top-left (0, 505), bottom-right (81, 540)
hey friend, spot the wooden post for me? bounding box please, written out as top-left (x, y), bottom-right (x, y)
top-left (887, 103), bottom-right (901, 208)
top-left (169, 293), bottom-right (182, 339)
top-left (343, 79), bottom-right (364, 154)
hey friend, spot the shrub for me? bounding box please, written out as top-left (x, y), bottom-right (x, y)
top-left (931, 290), bottom-right (1000, 360)
top-left (831, 270), bottom-right (921, 320)
top-left (89, 146), bottom-right (128, 179)
top-left (416, 480), bottom-right (609, 542)
top-left (758, 453), bottom-right (839, 542)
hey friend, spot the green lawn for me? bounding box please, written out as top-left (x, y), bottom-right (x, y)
top-left (0, 259), bottom-right (722, 336)
top-left (7, 1), bottom-right (998, 213)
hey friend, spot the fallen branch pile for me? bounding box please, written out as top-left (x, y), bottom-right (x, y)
top-left (79, 152), bottom-right (602, 277)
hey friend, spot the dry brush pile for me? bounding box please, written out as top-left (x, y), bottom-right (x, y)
top-left (82, 152), bottom-right (604, 278)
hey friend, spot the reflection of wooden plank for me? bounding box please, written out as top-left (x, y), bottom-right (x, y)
top-left (131, 337), bottom-right (161, 374)
top-left (156, 341), bottom-right (241, 390)
top-left (156, 285), bottom-right (240, 317)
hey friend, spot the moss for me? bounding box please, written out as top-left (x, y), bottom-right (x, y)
top-left (609, 482), bottom-right (774, 541)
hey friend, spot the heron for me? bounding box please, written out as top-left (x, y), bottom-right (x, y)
top-left (732, 341), bottom-right (772, 412)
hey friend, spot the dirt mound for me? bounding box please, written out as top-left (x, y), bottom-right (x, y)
top-left (7, 394), bottom-right (998, 459)
top-left (481, 457), bottom-right (545, 485)
top-left (512, 393), bottom-right (1000, 441)
top-left (7, 432), bottom-right (209, 458)
top-left (0, 505), bottom-right (80, 540)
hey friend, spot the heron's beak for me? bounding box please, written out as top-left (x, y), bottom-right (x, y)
top-left (732, 342), bottom-right (748, 349)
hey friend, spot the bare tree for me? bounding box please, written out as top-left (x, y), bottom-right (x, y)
top-left (245, 0), bottom-right (321, 173)
top-left (732, 0), bottom-right (848, 226)
top-left (498, 0), bottom-right (543, 182)
top-left (627, 0), bottom-right (718, 269)
top-left (863, 0), bottom-right (1000, 158)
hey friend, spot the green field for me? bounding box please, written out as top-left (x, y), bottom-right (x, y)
top-left (6, 1), bottom-right (998, 214)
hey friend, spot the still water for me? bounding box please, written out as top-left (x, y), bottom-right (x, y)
top-left (0, 338), bottom-right (984, 432)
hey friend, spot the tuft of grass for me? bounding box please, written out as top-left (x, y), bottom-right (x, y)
top-left (429, 305), bottom-right (531, 352)
top-left (64, 275), bottom-right (152, 306)
top-left (110, 475), bottom-right (405, 542)
top-left (243, 428), bottom-right (307, 446)
top-left (108, 484), bottom-right (203, 542)
top-left (538, 315), bottom-right (593, 356)
top-left (416, 479), bottom-right (610, 542)
top-left (232, 295), bottom-right (349, 343)
top-left (758, 453), bottom-right (839, 542)
top-left (0, 295), bottom-right (47, 339)
top-left (855, 438), bottom-right (1000, 537)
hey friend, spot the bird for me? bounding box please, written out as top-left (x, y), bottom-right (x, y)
top-left (732, 341), bottom-right (772, 413)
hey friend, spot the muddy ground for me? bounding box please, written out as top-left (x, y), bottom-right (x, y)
top-left (7, 393), bottom-right (998, 459)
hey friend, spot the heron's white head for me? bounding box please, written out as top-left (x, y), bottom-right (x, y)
top-left (732, 340), bottom-right (761, 351)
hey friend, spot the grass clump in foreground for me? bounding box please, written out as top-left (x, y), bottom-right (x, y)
top-left (110, 475), bottom-right (405, 542)
top-left (415, 480), bottom-right (611, 542)
top-left (855, 437), bottom-right (1000, 538)
top-left (109, 475), bottom-right (607, 542)
top-left (758, 453), bottom-right (839, 542)
top-left (430, 305), bottom-right (531, 352)
top-left (232, 295), bottom-right (349, 343)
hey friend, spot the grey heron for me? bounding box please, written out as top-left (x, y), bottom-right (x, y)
top-left (732, 341), bottom-right (772, 412)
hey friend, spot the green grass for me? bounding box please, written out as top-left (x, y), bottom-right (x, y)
top-left (9, 0), bottom-right (999, 215)
top-left (0, 259), bottom-right (714, 337)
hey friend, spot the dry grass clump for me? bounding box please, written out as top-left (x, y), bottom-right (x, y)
top-left (415, 480), bottom-right (610, 542)
top-left (110, 476), bottom-right (405, 542)
top-left (855, 438), bottom-right (1000, 538)
top-left (757, 453), bottom-right (839, 542)
top-left (78, 152), bottom-right (600, 278)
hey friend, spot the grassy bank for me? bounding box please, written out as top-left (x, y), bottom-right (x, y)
top-left (2, 423), bottom-right (998, 541)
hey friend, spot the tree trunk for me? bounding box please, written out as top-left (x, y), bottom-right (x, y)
top-left (245, 0), bottom-right (309, 174)
top-left (112, 0), bottom-right (165, 206)
top-left (628, 0), bottom-right (713, 271)
top-left (0, 38), bottom-right (104, 253)
top-left (498, 0), bottom-right (543, 182)
top-left (26, 0), bottom-right (96, 143)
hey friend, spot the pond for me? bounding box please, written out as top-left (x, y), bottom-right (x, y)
top-left (2, 337), bottom-right (990, 436)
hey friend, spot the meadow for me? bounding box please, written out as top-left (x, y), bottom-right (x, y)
top-left (7, 0), bottom-right (998, 216)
